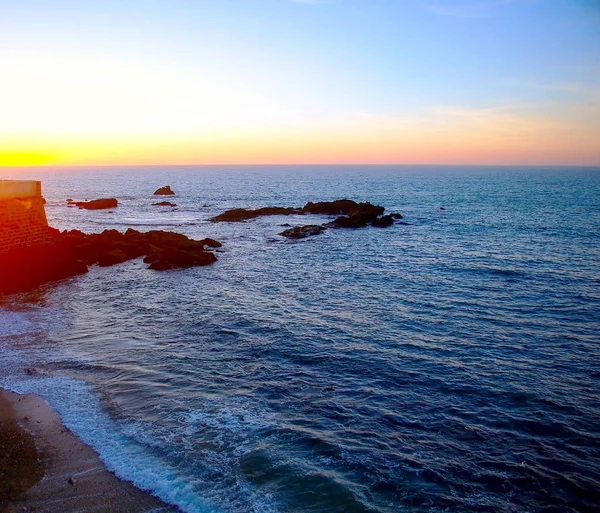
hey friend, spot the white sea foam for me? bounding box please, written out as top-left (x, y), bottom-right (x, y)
top-left (0, 375), bottom-right (218, 513)
top-left (0, 310), bottom-right (32, 337)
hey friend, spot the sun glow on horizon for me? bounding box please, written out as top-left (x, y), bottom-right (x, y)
top-left (1, 1), bottom-right (599, 167)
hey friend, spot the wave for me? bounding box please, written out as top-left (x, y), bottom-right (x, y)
top-left (0, 374), bottom-right (216, 513)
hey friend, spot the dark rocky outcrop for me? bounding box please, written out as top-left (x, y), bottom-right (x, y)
top-left (60, 229), bottom-right (220, 271)
top-left (153, 201), bottom-right (177, 207)
top-left (279, 225), bottom-right (326, 239)
top-left (210, 207), bottom-right (297, 223)
top-left (210, 198), bottom-right (400, 238)
top-left (0, 228), bottom-right (221, 295)
top-left (371, 215), bottom-right (394, 228)
top-left (154, 186), bottom-right (175, 196)
top-left (302, 199), bottom-right (359, 215)
top-left (0, 241), bottom-right (88, 295)
top-left (313, 200), bottom-right (387, 229)
top-left (75, 198), bottom-right (118, 210)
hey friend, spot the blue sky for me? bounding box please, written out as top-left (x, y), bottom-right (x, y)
top-left (1, 0), bottom-right (599, 165)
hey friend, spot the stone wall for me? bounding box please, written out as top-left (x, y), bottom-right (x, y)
top-left (0, 181), bottom-right (52, 255)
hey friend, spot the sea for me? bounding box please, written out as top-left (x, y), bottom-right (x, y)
top-left (1, 165), bottom-right (599, 512)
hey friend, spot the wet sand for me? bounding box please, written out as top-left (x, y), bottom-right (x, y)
top-left (0, 388), bottom-right (176, 513)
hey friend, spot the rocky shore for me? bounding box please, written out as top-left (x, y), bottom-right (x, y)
top-left (0, 228), bottom-right (221, 295)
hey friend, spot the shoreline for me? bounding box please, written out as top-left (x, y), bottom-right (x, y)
top-left (0, 387), bottom-right (176, 513)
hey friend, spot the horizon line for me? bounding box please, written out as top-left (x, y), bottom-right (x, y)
top-left (1, 163), bottom-right (599, 170)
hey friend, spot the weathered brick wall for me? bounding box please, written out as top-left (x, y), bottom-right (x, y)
top-left (0, 196), bottom-right (52, 254)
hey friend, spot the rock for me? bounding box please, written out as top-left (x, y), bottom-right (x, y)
top-left (154, 186), bottom-right (175, 196)
top-left (303, 200), bottom-right (386, 229)
top-left (208, 198), bottom-right (399, 235)
top-left (98, 249), bottom-right (129, 267)
top-left (153, 201), bottom-right (177, 207)
top-left (75, 198), bottom-right (118, 210)
top-left (67, 477), bottom-right (76, 485)
top-left (148, 260), bottom-right (171, 271)
top-left (66, 198), bottom-right (74, 203)
top-left (440, 207), bottom-right (446, 211)
top-left (147, 246), bottom-right (217, 270)
top-left (200, 238), bottom-right (222, 248)
top-left (302, 199), bottom-right (358, 215)
top-left (0, 239), bottom-right (88, 295)
top-left (328, 215), bottom-right (366, 229)
top-left (280, 225), bottom-right (326, 239)
top-left (371, 215), bottom-right (394, 228)
top-left (210, 206), bottom-right (297, 222)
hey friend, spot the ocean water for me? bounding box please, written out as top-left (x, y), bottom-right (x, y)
top-left (1, 165), bottom-right (599, 512)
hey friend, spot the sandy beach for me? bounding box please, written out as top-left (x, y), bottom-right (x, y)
top-left (0, 388), bottom-right (175, 513)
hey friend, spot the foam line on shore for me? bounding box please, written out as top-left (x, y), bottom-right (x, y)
top-left (0, 376), bottom-right (216, 513)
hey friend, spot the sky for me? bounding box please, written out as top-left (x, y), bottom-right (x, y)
top-left (0, 0), bottom-right (599, 166)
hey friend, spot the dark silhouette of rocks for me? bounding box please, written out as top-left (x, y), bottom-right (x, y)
top-left (280, 225), bottom-right (326, 239)
top-left (210, 206), bottom-right (297, 222)
top-left (0, 239), bottom-right (88, 295)
top-left (371, 215), bottom-right (394, 228)
top-left (201, 238), bottom-right (222, 248)
top-left (154, 186), bottom-right (175, 196)
top-left (210, 198), bottom-right (400, 237)
top-left (153, 201), bottom-right (177, 207)
top-left (302, 199), bottom-right (359, 215)
top-left (61, 228), bottom-right (219, 271)
top-left (75, 198), bottom-right (118, 210)
top-left (0, 228), bottom-right (221, 294)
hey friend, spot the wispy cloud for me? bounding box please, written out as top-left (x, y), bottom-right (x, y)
top-left (425, 0), bottom-right (518, 18)
top-left (289, 0), bottom-right (339, 4)
top-left (504, 78), bottom-right (586, 94)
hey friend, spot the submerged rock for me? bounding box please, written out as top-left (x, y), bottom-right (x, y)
top-left (75, 198), bottom-right (118, 210)
top-left (153, 201), bottom-right (177, 207)
top-left (210, 206), bottom-right (297, 222)
top-left (280, 225), bottom-right (326, 239)
top-left (154, 186), bottom-right (175, 196)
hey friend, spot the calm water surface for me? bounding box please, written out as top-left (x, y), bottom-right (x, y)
top-left (1, 166), bottom-right (599, 512)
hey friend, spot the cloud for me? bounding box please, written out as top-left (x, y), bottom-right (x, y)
top-left (503, 78), bottom-right (586, 94)
top-left (289, 0), bottom-right (339, 4)
top-left (425, 0), bottom-right (518, 18)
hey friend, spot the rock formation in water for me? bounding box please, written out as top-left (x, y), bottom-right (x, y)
top-left (153, 201), bottom-right (177, 207)
top-left (154, 186), bottom-right (175, 196)
top-left (75, 198), bottom-right (119, 210)
top-left (0, 229), bottom-right (221, 295)
top-left (210, 206), bottom-right (298, 223)
top-left (211, 199), bottom-right (402, 238)
top-left (279, 225), bottom-right (326, 239)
